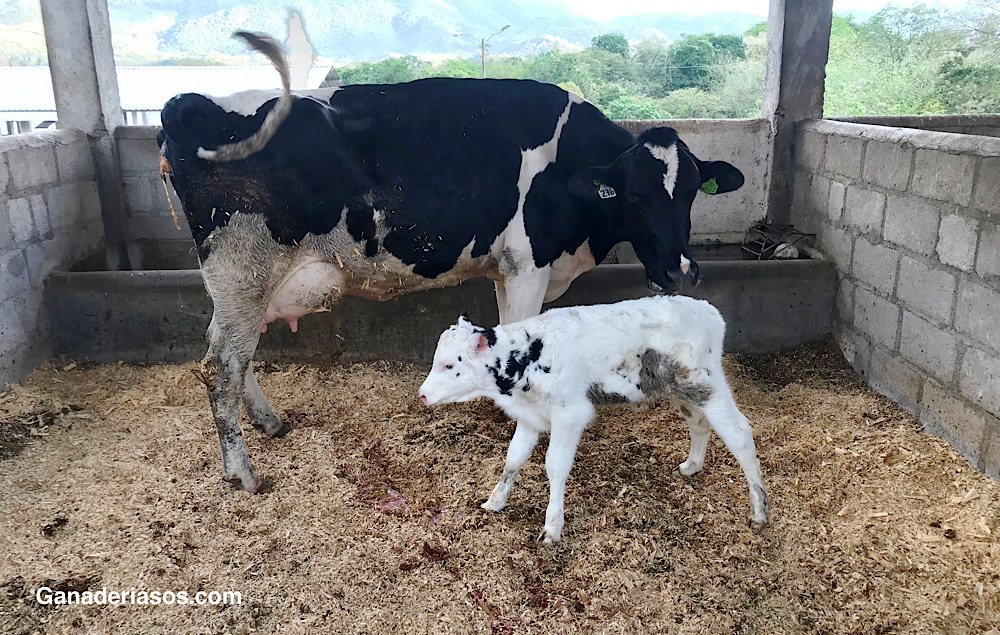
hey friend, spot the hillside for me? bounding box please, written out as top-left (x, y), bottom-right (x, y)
top-left (0, 0), bottom-right (765, 64)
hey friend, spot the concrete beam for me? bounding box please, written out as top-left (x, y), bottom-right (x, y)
top-left (763, 0), bottom-right (834, 224)
top-left (39, 0), bottom-right (131, 270)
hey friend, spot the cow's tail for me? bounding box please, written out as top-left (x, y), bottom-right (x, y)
top-left (197, 31), bottom-right (292, 162)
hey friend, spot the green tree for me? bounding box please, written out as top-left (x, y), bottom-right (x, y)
top-left (592, 33), bottom-right (629, 58)
top-left (601, 95), bottom-right (667, 120)
top-left (339, 57), bottom-right (422, 85)
top-left (660, 88), bottom-right (722, 118)
top-left (665, 34), bottom-right (717, 91)
top-left (632, 38), bottom-right (671, 97)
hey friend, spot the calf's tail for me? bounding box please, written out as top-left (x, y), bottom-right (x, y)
top-left (197, 31), bottom-right (293, 162)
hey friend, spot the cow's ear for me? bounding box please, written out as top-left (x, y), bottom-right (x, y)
top-left (456, 313), bottom-right (472, 326)
top-left (567, 167), bottom-right (616, 200)
top-left (697, 160), bottom-right (744, 195)
top-left (156, 129), bottom-right (167, 148)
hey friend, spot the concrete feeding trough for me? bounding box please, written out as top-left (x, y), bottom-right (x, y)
top-left (46, 240), bottom-right (836, 366)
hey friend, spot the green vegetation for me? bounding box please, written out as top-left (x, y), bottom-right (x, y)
top-left (338, 3), bottom-right (1000, 119)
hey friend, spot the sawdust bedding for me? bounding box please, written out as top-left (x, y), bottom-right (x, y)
top-left (0, 338), bottom-right (998, 634)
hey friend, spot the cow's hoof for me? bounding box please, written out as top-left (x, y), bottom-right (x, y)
top-left (748, 516), bottom-right (768, 531)
top-left (224, 475), bottom-right (273, 494)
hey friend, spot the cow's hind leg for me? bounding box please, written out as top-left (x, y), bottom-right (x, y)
top-left (243, 366), bottom-right (290, 437)
top-left (199, 314), bottom-right (270, 493)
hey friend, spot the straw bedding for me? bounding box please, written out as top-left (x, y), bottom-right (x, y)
top-left (1, 338), bottom-right (998, 634)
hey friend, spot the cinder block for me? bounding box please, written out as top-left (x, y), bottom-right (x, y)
top-left (896, 256), bottom-right (956, 324)
top-left (920, 380), bottom-right (989, 469)
top-left (2, 249), bottom-right (30, 298)
top-left (911, 149), bottom-right (976, 206)
top-left (854, 286), bottom-right (899, 350)
top-left (123, 176), bottom-right (152, 214)
top-left (936, 213), bottom-right (978, 272)
top-left (862, 140), bottom-right (912, 190)
top-left (972, 156), bottom-right (1000, 216)
top-left (28, 193), bottom-right (50, 240)
top-left (25, 240), bottom-right (57, 287)
top-left (985, 424), bottom-right (1000, 480)
top-left (55, 141), bottom-right (95, 182)
top-left (818, 222), bottom-right (853, 273)
top-left (7, 145), bottom-right (58, 192)
top-left (961, 347), bottom-right (1000, 419)
top-left (793, 170), bottom-right (810, 216)
top-left (852, 237), bottom-right (899, 296)
top-left (836, 275), bottom-right (854, 321)
top-left (900, 311), bottom-right (958, 383)
top-left (824, 135), bottom-right (865, 179)
top-left (796, 129), bottom-right (826, 170)
top-left (806, 174), bottom-right (831, 219)
top-left (844, 186), bottom-right (886, 236)
top-left (80, 181), bottom-right (102, 226)
top-left (117, 138), bottom-right (161, 174)
top-left (0, 155), bottom-right (9, 195)
top-left (868, 346), bottom-right (923, 411)
top-left (976, 222), bottom-right (1000, 279)
top-left (834, 323), bottom-right (871, 373)
top-left (45, 183), bottom-right (85, 230)
top-left (882, 195), bottom-right (939, 257)
top-left (7, 197), bottom-right (34, 243)
top-left (827, 180), bottom-right (847, 223)
top-left (955, 280), bottom-right (1000, 351)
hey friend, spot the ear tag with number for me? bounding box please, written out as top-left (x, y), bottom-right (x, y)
top-left (595, 180), bottom-right (617, 199)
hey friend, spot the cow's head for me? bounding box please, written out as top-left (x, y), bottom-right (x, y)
top-left (568, 127), bottom-right (744, 294)
top-left (419, 316), bottom-right (492, 406)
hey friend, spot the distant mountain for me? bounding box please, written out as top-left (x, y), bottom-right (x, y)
top-left (0, 0), bottom-right (771, 64)
top-left (604, 11), bottom-right (765, 41)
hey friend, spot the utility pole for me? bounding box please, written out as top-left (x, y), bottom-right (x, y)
top-left (455, 24), bottom-right (510, 78)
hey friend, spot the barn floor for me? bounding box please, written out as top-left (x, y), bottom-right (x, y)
top-left (1, 339), bottom-right (998, 634)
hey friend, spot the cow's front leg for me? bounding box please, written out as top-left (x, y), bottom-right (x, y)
top-left (199, 314), bottom-right (270, 493)
top-left (243, 366), bottom-right (290, 437)
top-left (482, 420), bottom-right (540, 511)
top-left (501, 266), bottom-right (551, 324)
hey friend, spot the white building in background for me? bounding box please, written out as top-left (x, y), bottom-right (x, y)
top-left (0, 64), bottom-right (335, 135)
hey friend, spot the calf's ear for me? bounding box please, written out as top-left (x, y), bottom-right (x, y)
top-left (697, 160), bottom-right (744, 195)
top-left (470, 334), bottom-right (489, 355)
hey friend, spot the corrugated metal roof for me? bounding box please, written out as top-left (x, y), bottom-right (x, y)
top-left (0, 65), bottom-right (333, 112)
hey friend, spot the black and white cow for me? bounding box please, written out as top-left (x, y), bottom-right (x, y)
top-left (157, 33), bottom-right (745, 492)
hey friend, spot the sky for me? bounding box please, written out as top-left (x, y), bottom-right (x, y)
top-left (565, 0), bottom-right (966, 22)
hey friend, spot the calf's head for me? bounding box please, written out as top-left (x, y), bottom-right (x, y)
top-left (569, 126), bottom-right (744, 293)
top-left (419, 316), bottom-right (495, 406)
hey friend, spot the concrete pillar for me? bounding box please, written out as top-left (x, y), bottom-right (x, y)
top-left (762, 0), bottom-right (834, 224)
top-left (40, 0), bottom-right (132, 270)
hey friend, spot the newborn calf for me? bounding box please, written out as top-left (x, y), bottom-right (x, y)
top-left (418, 296), bottom-right (768, 543)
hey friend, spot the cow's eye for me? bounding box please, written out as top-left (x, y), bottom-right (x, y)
top-left (444, 363), bottom-right (454, 370)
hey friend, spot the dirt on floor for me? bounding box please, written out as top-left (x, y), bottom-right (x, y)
top-left (0, 338), bottom-right (998, 635)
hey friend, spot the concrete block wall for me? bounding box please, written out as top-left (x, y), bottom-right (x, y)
top-left (832, 115), bottom-right (1000, 139)
top-left (119, 118), bottom-right (771, 247)
top-left (1, 129), bottom-right (104, 385)
top-left (791, 119), bottom-right (1000, 477)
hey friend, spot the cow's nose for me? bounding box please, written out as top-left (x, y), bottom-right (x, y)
top-left (418, 394), bottom-right (428, 404)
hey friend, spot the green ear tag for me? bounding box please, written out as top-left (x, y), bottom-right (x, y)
top-left (701, 178), bottom-right (719, 195)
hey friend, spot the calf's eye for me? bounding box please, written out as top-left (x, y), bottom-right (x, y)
top-left (444, 363), bottom-right (454, 370)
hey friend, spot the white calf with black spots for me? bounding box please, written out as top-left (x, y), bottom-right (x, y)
top-left (419, 296), bottom-right (769, 543)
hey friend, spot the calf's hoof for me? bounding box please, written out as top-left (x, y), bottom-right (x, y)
top-left (224, 474), bottom-right (273, 494)
top-left (481, 498), bottom-right (505, 512)
top-left (678, 459), bottom-right (703, 476)
top-left (251, 414), bottom-right (291, 438)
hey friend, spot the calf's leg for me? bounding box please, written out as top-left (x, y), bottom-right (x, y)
top-left (482, 421), bottom-right (540, 512)
top-left (198, 313), bottom-right (270, 493)
top-left (670, 396), bottom-right (710, 476)
top-left (542, 403), bottom-right (593, 544)
top-left (243, 366), bottom-right (290, 437)
top-left (696, 389), bottom-right (768, 527)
